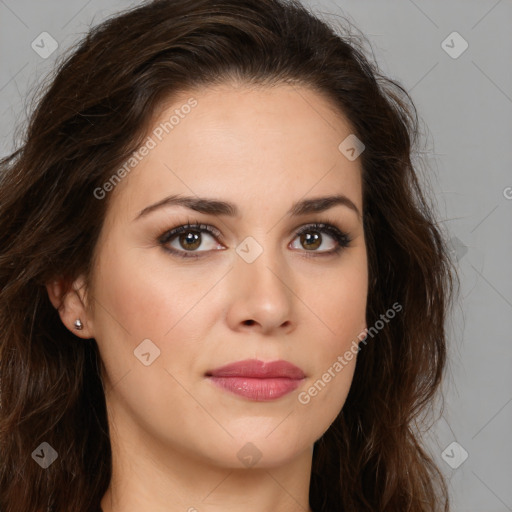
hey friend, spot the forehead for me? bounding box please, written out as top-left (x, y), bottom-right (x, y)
top-left (107, 82), bottom-right (363, 221)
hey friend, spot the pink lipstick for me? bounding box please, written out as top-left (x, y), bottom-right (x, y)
top-left (206, 359), bottom-right (305, 401)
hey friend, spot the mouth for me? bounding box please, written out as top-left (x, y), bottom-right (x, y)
top-left (205, 359), bottom-right (306, 401)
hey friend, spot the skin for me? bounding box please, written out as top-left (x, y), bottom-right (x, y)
top-left (47, 82), bottom-right (368, 512)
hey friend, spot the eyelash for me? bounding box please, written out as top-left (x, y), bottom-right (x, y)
top-left (158, 220), bottom-right (352, 260)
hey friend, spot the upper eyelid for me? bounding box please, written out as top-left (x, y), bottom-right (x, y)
top-left (160, 221), bottom-right (348, 245)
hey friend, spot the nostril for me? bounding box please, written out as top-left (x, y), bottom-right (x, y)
top-left (244, 320), bottom-right (256, 326)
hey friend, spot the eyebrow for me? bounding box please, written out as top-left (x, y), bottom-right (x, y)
top-left (133, 193), bottom-right (361, 221)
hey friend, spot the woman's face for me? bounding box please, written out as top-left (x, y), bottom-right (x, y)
top-left (81, 83), bottom-right (368, 468)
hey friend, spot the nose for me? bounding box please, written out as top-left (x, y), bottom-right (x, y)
top-left (225, 242), bottom-right (295, 335)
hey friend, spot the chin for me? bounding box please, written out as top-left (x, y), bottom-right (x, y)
top-left (203, 428), bottom-right (313, 470)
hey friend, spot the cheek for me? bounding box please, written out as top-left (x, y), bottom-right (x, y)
top-left (92, 241), bottom-right (213, 341)
top-left (295, 255), bottom-right (367, 420)
top-left (90, 240), bottom-right (226, 388)
top-left (300, 254), bottom-right (368, 343)
top-left (296, 344), bottom-right (358, 445)
top-left (90, 243), bottom-right (211, 433)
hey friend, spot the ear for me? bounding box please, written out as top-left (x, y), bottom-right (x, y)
top-left (46, 274), bottom-right (95, 339)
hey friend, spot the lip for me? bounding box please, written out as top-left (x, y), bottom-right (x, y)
top-left (206, 359), bottom-right (306, 401)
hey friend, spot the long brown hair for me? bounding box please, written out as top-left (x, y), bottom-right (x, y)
top-left (0, 1), bottom-right (457, 510)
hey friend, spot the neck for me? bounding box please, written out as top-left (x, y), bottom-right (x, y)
top-left (100, 415), bottom-right (314, 512)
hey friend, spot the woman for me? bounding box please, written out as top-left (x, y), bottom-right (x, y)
top-left (0, 0), bottom-right (457, 511)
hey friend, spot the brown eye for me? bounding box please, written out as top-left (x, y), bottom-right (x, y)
top-left (299, 231), bottom-right (322, 251)
top-left (159, 223), bottom-right (224, 259)
top-left (177, 230), bottom-right (202, 251)
top-left (291, 223), bottom-right (350, 255)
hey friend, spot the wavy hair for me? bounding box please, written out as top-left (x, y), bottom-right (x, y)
top-left (0, 0), bottom-right (457, 511)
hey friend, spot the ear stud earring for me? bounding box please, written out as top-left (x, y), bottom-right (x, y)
top-left (74, 318), bottom-right (83, 330)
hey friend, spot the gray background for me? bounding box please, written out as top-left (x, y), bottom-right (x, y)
top-left (1, 1), bottom-right (511, 511)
